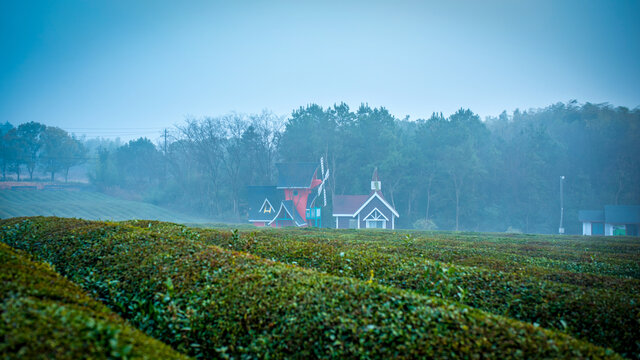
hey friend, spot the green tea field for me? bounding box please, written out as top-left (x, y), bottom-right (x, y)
top-left (0, 189), bottom-right (209, 223)
top-left (1, 217), bottom-right (638, 359)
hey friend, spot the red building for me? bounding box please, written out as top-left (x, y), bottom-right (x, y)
top-left (248, 161), bottom-right (328, 227)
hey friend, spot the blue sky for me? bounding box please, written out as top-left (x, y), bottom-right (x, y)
top-left (1, 0), bottom-right (639, 140)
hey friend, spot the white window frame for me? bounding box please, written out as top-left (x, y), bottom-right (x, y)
top-left (364, 208), bottom-right (388, 229)
top-left (366, 219), bottom-right (386, 229)
top-left (259, 198), bottom-right (274, 214)
top-left (363, 208), bottom-right (389, 222)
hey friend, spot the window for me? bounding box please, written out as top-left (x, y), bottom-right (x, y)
top-left (366, 220), bottom-right (385, 229)
top-left (259, 199), bottom-right (273, 214)
top-left (363, 208), bottom-right (388, 229)
top-left (306, 208), bottom-right (321, 218)
top-left (348, 219), bottom-right (357, 229)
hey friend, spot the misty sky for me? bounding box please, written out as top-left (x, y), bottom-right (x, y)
top-left (1, 0), bottom-right (639, 140)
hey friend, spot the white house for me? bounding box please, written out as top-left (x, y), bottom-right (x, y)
top-left (333, 169), bottom-right (399, 229)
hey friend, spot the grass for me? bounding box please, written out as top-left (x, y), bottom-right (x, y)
top-left (0, 189), bottom-right (209, 223)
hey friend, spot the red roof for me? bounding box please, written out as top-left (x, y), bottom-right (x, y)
top-left (332, 195), bottom-right (370, 214)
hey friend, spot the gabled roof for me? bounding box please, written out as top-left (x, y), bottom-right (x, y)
top-left (604, 205), bottom-right (640, 224)
top-left (332, 195), bottom-right (370, 215)
top-left (247, 186), bottom-right (282, 222)
top-left (276, 162), bottom-right (318, 189)
top-left (363, 207), bottom-right (389, 221)
top-left (268, 200), bottom-right (307, 227)
top-left (332, 192), bottom-right (399, 218)
top-left (578, 210), bottom-right (604, 223)
top-left (356, 192), bottom-right (400, 218)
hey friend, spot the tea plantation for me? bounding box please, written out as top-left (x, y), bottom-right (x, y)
top-left (0, 189), bottom-right (209, 223)
top-left (1, 217), bottom-right (638, 359)
top-left (0, 242), bottom-right (188, 359)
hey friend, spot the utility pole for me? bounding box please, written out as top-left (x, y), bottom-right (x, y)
top-left (163, 129), bottom-right (168, 185)
top-left (559, 175), bottom-right (565, 234)
top-left (163, 128), bottom-right (167, 154)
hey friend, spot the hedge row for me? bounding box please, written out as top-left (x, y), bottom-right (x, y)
top-left (279, 228), bottom-right (640, 282)
top-left (144, 223), bottom-right (640, 358)
top-left (0, 242), bottom-right (189, 360)
top-left (0, 217), bottom-right (620, 359)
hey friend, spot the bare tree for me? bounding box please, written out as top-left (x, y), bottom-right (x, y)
top-left (178, 117), bottom-right (225, 216)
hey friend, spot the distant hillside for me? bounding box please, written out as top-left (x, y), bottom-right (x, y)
top-left (0, 189), bottom-right (210, 223)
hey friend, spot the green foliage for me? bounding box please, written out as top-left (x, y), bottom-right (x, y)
top-left (0, 217), bottom-right (621, 359)
top-left (175, 225), bottom-right (640, 358)
top-left (413, 218), bottom-right (438, 230)
top-left (0, 242), bottom-right (189, 360)
top-left (1, 121), bottom-right (86, 182)
top-left (39, 126), bottom-right (86, 182)
top-left (114, 138), bottom-right (163, 189)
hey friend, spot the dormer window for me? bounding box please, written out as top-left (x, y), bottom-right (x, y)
top-left (259, 199), bottom-right (274, 214)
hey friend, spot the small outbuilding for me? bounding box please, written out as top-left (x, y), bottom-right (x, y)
top-left (332, 169), bottom-right (399, 229)
top-left (579, 205), bottom-right (640, 236)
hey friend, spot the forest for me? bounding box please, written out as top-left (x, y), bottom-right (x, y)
top-left (1, 101), bottom-right (638, 234)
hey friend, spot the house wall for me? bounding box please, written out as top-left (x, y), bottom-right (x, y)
top-left (358, 196), bottom-right (395, 230)
top-left (284, 188), bottom-right (312, 222)
top-left (336, 216), bottom-right (358, 229)
top-left (582, 222), bottom-right (591, 236)
top-left (605, 223), bottom-right (613, 236)
top-left (273, 219), bottom-right (294, 228)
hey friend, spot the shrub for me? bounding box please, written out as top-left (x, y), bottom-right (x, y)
top-left (153, 223), bottom-right (640, 358)
top-left (413, 218), bottom-right (438, 230)
top-left (0, 242), bottom-right (189, 360)
top-left (0, 217), bottom-right (621, 359)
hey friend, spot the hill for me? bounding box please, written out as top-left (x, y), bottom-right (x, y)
top-left (0, 189), bottom-right (209, 223)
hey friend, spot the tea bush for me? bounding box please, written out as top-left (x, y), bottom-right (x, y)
top-left (0, 242), bottom-right (189, 360)
top-left (0, 217), bottom-right (621, 359)
top-left (142, 223), bottom-right (640, 358)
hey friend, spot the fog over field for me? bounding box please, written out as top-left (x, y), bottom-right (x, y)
top-left (1, 1), bottom-right (638, 233)
top-left (2, 2), bottom-right (640, 359)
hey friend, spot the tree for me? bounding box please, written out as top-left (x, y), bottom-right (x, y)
top-left (221, 114), bottom-right (249, 217)
top-left (3, 128), bottom-right (27, 180)
top-left (15, 122), bottom-right (45, 180)
top-left (438, 109), bottom-right (488, 231)
top-left (89, 147), bottom-right (118, 190)
top-left (40, 126), bottom-right (86, 182)
top-left (178, 118), bottom-right (226, 216)
top-left (114, 138), bottom-right (162, 188)
top-left (0, 122), bottom-right (15, 180)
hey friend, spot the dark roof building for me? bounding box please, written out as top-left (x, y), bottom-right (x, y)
top-left (276, 163), bottom-right (319, 188)
top-left (604, 205), bottom-right (640, 224)
top-left (247, 161), bottom-right (327, 227)
top-left (579, 205), bottom-right (639, 236)
top-left (247, 186), bottom-right (283, 223)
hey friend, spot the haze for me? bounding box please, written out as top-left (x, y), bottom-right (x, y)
top-left (1, 0), bottom-right (639, 140)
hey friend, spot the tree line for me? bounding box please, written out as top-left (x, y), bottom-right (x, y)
top-left (3, 101), bottom-right (638, 233)
top-left (0, 122), bottom-right (86, 182)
